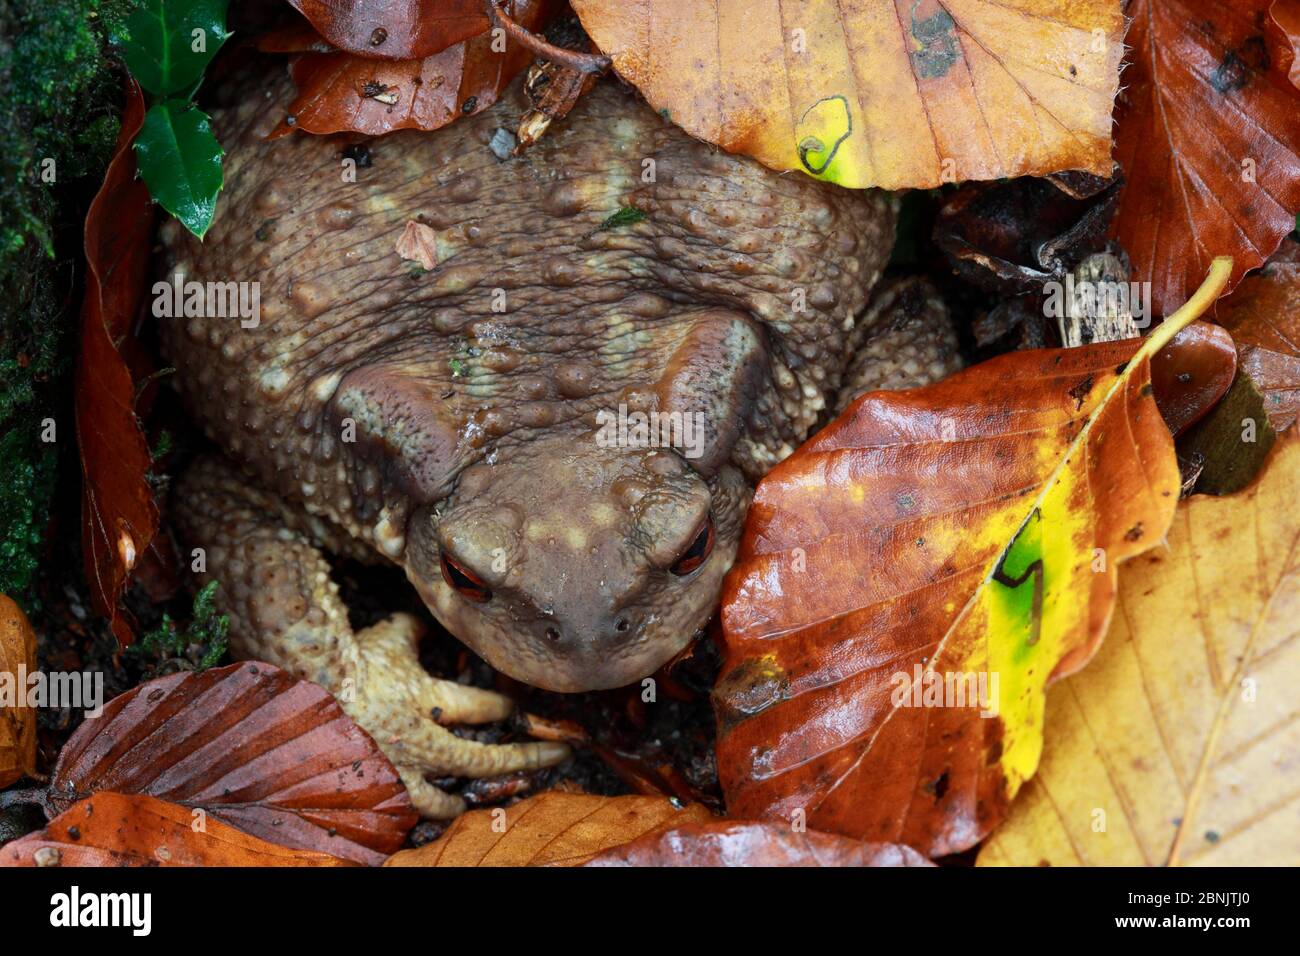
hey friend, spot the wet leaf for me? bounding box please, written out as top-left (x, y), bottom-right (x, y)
top-left (0, 596), bottom-right (37, 787)
top-left (715, 260), bottom-right (1231, 857)
top-left (570, 0), bottom-right (1124, 189)
top-left (120, 0), bottom-right (232, 97)
top-left (75, 76), bottom-right (159, 648)
top-left (134, 100), bottom-right (225, 239)
top-left (1218, 262), bottom-right (1300, 432)
top-left (48, 661), bottom-right (416, 865)
top-left (395, 220), bottom-right (439, 271)
top-left (287, 0), bottom-right (521, 60)
top-left (980, 436), bottom-right (1300, 866)
top-left (587, 821), bottom-right (933, 867)
top-left (385, 792), bottom-right (713, 866)
top-left (272, 8), bottom-right (548, 138)
top-left (1, 792), bottom-right (353, 867)
top-left (1112, 0), bottom-right (1300, 315)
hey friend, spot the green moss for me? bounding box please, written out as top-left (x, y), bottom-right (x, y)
top-left (0, 0), bottom-right (137, 607)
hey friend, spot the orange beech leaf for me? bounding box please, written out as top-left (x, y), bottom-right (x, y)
top-left (274, 3), bottom-right (557, 138)
top-left (980, 436), bottom-right (1300, 866)
top-left (0, 596), bottom-right (38, 787)
top-left (586, 821), bottom-right (932, 867)
top-left (1218, 262), bottom-right (1300, 431)
top-left (75, 76), bottom-right (159, 647)
top-left (48, 662), bottom-right (416, 865)
top-left (570, 0), bottom-right (1124, 189)
top-left (1112, 0), bottom-right (1300, 316)
top-left (715, 261), bottom-right (1231, 858)
top-left (1, 792), bottom-right (353, 867)
top-left (385, 791), bottom-right (713, 866)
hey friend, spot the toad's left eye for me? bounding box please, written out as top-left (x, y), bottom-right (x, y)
top-left (671, 516), bottom-right (714, 576)
top-left (440, 552), bottom-right (492, 603)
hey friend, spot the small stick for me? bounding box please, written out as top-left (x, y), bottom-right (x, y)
top-left (482, 0), bottom-right (611, 74)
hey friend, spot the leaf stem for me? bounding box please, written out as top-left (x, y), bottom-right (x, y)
top-left (482, 0), bottom-right (611, 74)
top-left (1136, 257), bottom-right (1233, 361)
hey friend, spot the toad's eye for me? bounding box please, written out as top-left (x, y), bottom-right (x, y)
top-left (440, 552), bottom-right (492, 603)
top-left (671, 516), bottom-right (715, 577)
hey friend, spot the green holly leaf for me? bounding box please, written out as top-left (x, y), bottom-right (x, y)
top-left (134, 101), bottom-right (224, 239)
top-left (120, 0), bottom-right (231, 97)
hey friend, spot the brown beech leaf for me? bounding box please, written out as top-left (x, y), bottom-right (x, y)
top-left (1, 792), bottom-right (353, 867)
top-left (75, 76), bottom-right (158, 647)
top-left (395, 219), bottom-right (439, 270)
top-left (274, 3), bottom-right (554, 137)
top-left (715, 262), bottom-right (1230, 858)
top-left (1218, 262), bottom-right (1300, 431)
top-left (1112, 0), bottom-right (1300, 316)
top-left (48, 661), bottom-right (416, 865)
top-left (0, 596), bottom-right (38, 787)
top-left (385, 792), bottom-right (713, 866)
top-left (586, 821), bottom-right (933, 867)
top-left (570, 0), bottom-right (1124, 189)
top-left (980, 436), bottom-right (1300, 866)
top-left (1148, 321), bottom-right (1237, 436)
top-left (287, 0), bottom-right (494, 60)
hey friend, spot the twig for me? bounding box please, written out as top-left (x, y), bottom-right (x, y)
top-left (482, 0), bottom-right (611, 75)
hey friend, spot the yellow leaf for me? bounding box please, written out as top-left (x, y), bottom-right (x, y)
top-left (570, 0), bottom-right (1125, 189)
top-left (980, 436), bottom-right (1300, 866)
top-left (0, 594), bottom-right (37, 788)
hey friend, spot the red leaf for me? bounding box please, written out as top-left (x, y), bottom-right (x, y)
top-left (1112, 0), bottom-right (1300, 315)
top-left (74, 76), bottom-right (159, 647)
top-left (1150, 322), bottom-right (1238, 435)
top-left (2, 792), bottom-right (354, 867)
top-left (49, 662), bottom-right (417, 865)
top-left (586, 821), bottom-right (933, 867)
top-left (273, 12), bottom-right (547, 138)
top-left (287, 0), bottom-right (493, 60)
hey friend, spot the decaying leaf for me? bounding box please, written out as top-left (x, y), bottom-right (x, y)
top-left (48, 661), bottom-right (416, 865)
top-left (1, 792), bottom-right (353, 867)
top-left (570, 0), bottom-right (1124, 190)
top-left (715, 261), bottom-right (1232, 857)
top-left (1218, 262), bottom-right (1300, 432)
top-left (0, 595), bottom-right (37, 787)
top-left (395, 220), bottom-right (439, 270)
top-left (273, 4), bottom-right (553, 138)
top-left (385, 792), bottom-right (713, 866)
top-left (586, 821), bottom-right (933, 867)
top-left (1112, 0), bottom-right (1300, 316)
top-left (75, 76), bottom-right (159, 647)
top-left (980, 436), bottom-right (1300, 866)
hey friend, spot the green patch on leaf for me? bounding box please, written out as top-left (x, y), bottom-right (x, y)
top-left (134, 100), bottom-right (223, 238)
top-left (119, 0), bottom-right (231, 97)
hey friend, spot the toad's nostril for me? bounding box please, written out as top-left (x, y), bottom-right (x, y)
top-left (545, 626), bottom-right (561, 642)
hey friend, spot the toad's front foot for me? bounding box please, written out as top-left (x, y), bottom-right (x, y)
top-left (346, 613), bottom-right (569, 818)
top-left (173, 455), bottom-right (569, 820)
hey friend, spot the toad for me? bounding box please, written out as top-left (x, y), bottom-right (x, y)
top-left (158, 72), bottom-right (962, 817)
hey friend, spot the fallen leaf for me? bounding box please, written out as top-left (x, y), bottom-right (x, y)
top-left (979, 436), bottom-right (1300, 866)
top-left (48, 661), bottom-right (416, 865)
top-left (1148, 321), bottom-right (1237, 436)
top-left (1, 792), bottom-right (353, 867)
top-left (74, 76), bottom-right (159, 647)
top-left (273, 4), bottom-right (556, 137)
top-left (288, 0), bottom-right (500, 60)
top-left (586, 821), bottom-right (932, 867)
top-left (1111, 0), bottom-right (1300, 315)
top-left (570, 0), bottom-right (1124, 189)
top-left (395, 220), bottom-right (439, 270)
top-left (385, 792), bottom-right (713, 866)
top-left (715, 260), bottom-right (1231, 857)
top-left (0, 595), bottom-right (37, 787)
top-left (1218, 262), bottom-right (1300, 432)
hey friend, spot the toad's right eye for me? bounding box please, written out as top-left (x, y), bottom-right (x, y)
top-left (440, 552), bottom-right (492, 603)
